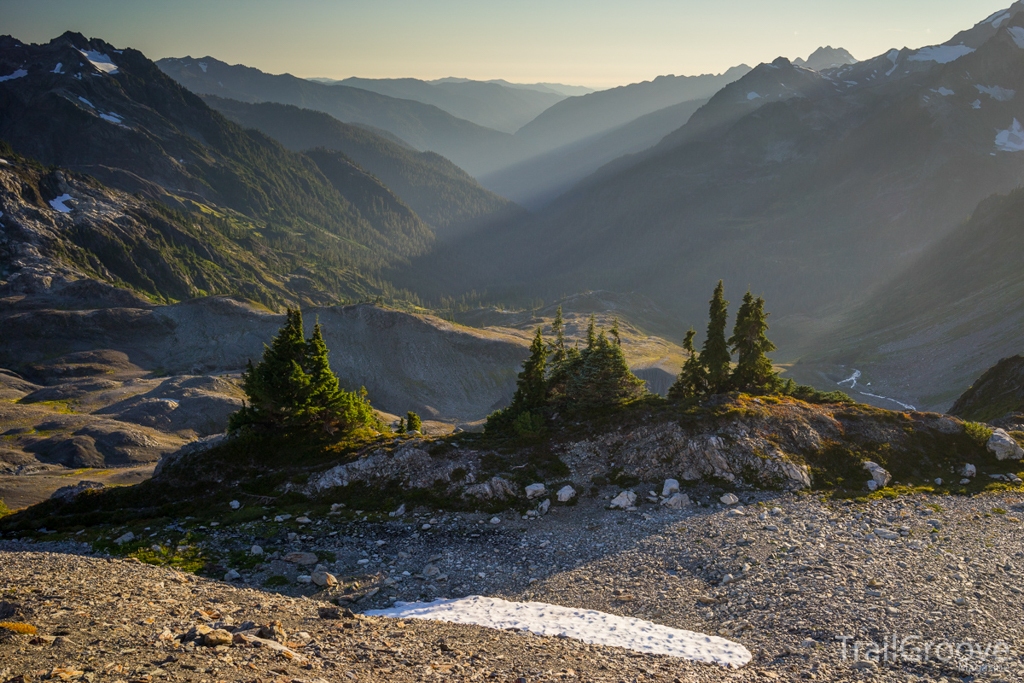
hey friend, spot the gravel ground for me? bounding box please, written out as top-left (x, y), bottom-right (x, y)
top-left (3, 488), bottom-right (1024, 681)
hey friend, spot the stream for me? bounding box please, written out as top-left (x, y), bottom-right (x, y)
top-left (837, 370), bottom-right (916, 411)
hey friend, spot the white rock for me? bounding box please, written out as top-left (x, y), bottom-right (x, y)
top-left (727, 508), bottom-right (745, 517)
top-left (934, 478), bottom-right (943, 486)
top-left (250, 545), bottom-right (264, 556)
top-left (296, 516), bottom-right (312, 524)
top-left (490, 516), bottom-right (501, 524)
top-left (866, 480), bottom-right (879, 492)
top-left (720, 493), bottom-right (739, 505)
top-left (114, 532), bottom-right (135, 545)
top-left (874, 529), bottom-right (899, 540)
top-left (609, 490), bottom-right (637, 509)
top-left (389, 504), bottom-right (406, 517)
top-left (960, 478), bottom-right (972, 485)
top-left (988, 429), bottom-right (1024, 460)
top-left (556, 485), bottom-right (576, 502)
top-left (863, 461), bottom-right (891, 488)
top-left (330, 503), bottom-right (346, 513)
top-left (296, 575), bottom-right (312, 584)
top-left (537, 499), bottom-right (551, 515)
top-left (224, 569), bottom-right (241, 581)
top-left (661, 479), bottom-right (680, 497)
top-left (274, 514), bottom-right (291, 522)
top-left (525, 483), bottom-right (547, 499)
top-left (960, 463), bottom-right (977, 478)
top-left (661, 492), bottom-right (690, 510)
top-left (229, 500), bottom-right (241, 510)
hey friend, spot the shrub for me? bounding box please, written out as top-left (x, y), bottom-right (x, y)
top-left (964, 421), bottom-right (994, 445)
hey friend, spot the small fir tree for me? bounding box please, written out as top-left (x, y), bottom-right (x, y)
top-left (668, 328), bottom-right (708, 400)
top-left (729, 293), bottom-right (779, 392)
top-left (229, 309), bottom-right (379, 434)
top-left (700, 281), bottom-right (732, 394)
top-left (406, 411), bottom-right (422, 433)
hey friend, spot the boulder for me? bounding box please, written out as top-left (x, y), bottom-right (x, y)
top-left (661, 492), bottom-right (690, 509)
top-left (609, 490), bottom-right (637, 509)
top-left (113, 531), bottom-right (135, 545)
top-left (556, 485), bottom-right (576, 502)
top-left (863, 461), bottom-right (891, 488)
top-left (525, 483), bottom-right (547, 499)
top-left (988, 429), bottom-right (1024, 461)
top-left (661, 479), bottom-right (680, 497)
top-left (537, 499), bottom-right (551, 515)
top-left (202, 629), bottom-right (234, 647)
top-left (959, 463), bottom-right (976, 478)
top-left (720, 493), bottom-right (739, 505)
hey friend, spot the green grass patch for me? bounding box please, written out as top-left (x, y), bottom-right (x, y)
top-left (964, 421), bottom-right (994, 445)
top-left (264, 575), bottom-right (289, 587)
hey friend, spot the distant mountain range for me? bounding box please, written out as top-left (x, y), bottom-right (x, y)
top-left (156, 56), bottom-right (518, 176)
top-left (0, 32), bottom-right (507, 308)
top-left (201, 96), bottom-right (521, 240)
top-left (400, 3), bottom-right (1024, 392)
top-left (158, 56), bottom-right (751, 189)
top-left (310, 76), bottom-right (566, 133)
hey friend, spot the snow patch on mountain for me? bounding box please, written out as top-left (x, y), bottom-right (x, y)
top-left (77, 49), bottom-right (119, 75)
top-left (1008, 26), bottom-right (1024, 49)
top-left (976, 84), bottom-right (1016, 101)
top-left (48, 194), bottom-right (74, 213)
top-left (78, 96), bottom-right (95, 108)
top-left (747, 91), bottom-right (761, 100)
top-left (0, 69), bottom-right (28, 82)
top-left (987, 10), bottom-right (1012, 28)
top-left (52, 63), bottom-right (63, 74)
top-left (995, 118), bottom-right (1024, 152)
top-left (909, 45), bottom-right (975, 64)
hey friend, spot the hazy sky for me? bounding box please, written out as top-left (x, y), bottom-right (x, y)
top-left (2, 0), bottom-right (1011, 87)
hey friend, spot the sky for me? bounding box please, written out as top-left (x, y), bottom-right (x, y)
top-left (1, 0), bottom-right (1012, 88)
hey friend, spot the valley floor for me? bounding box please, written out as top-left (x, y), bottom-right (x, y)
top-left (3, 491), bottom-right (1024, 681)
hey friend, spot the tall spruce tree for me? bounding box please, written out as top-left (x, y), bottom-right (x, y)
top-left (668, 328), bottom-right (708, 400)
top-left (549, 306), bottom-right (567, 367)
top-left (700, 281), bottom-right (732, 394)
top-left (562, 330), bottom-right (646, 413)
top-left (729, 293), bottom-right (778, 392)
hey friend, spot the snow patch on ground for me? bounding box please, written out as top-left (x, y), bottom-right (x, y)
top-left (837, 370), bottom-right (916, 410)
top-left (976, 84), bottom-right (1016, 101)
top-left (78, 96), bottom-right (95, 109)
top-left (746, 91), bottom-right (761, 100)
top-left (199, 62), bottom-right (208, 73)
top-left (934, 87), bottom-right (954, 96)
top-left (0, 69), bottom-right (28, 82)
top-left (909, 45), bottom-right (974, 64)
top-left (77, 49), bottom-right (119, 75)
top-left (988, 10), bottom-right (1011, 28)
top-left (99, 112), bottom-right (123, 125)
top-left (52, 62), bottom-right (63, 74)
top-left (996, 118), bottom-right (1024, 152)
top-left (1008, 26), bottom-right (1024, 49)
top-left (973, 99), bottom-right (983, 109)
top-left (367, 596), bottom-right (752, 667)
top-left (48, 194), bottom-right (74, 213)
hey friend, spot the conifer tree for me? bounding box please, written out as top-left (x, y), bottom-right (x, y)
top-left (586, 314), bottom-right (597, 348)
top-left (729, 293), bottom-right (778, 392)
top-left (549, 306), bottom-right (567, 367)
top-left (700, 281), bottom-right (732, 394)
top-left (406, 411), bottom-right (422, 433)
top-left (668, 328), bottom-right (708, 400)
top-left (610, 318), bottom-right (621, 346)
top-left (512, 328), bottom-right (548, 413)
top-left (229, 310), bottom-right (379, 434)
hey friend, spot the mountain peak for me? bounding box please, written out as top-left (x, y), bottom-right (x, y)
top-left (793, 46), bottom-right (857, 71)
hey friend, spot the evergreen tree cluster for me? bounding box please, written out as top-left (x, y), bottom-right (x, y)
top-left (229, 309), bottom-right (380, 434)
top-left (488, 309), bottom-right (647, 435)
top-left (669, 281), bottom-right (782, 400)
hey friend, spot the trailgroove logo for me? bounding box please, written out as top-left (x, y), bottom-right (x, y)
top-left (838, 635), bottom-right (1012, 674)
